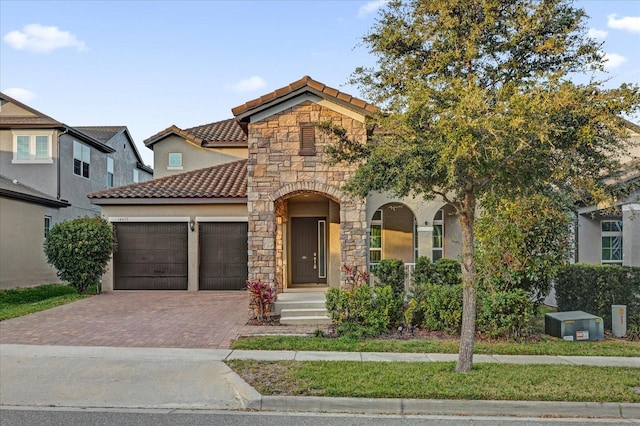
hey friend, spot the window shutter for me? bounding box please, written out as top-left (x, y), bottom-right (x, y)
top-left (299, 125), bottom-right (316, 155)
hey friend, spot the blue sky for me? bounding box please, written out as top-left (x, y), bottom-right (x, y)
top-left (2, 0), bottom-right (639, 167)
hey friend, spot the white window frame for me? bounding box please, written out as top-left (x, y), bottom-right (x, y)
top-left (369, 209), bottom-right (383, 266)
top-left (12, 131), bottom-right (53, 164)
top-left (107, 157), bottom-right (114, 187)
top-left (601, 220), bottom-right (623, 264)
top-left (168, 152), bottom-right (183, 170)
top-left (44, 216), bottom-right (52, 238)
top-left (73, 141), bottom-right (91, 178)
top-left (432, 209), bottom-right (444, 261)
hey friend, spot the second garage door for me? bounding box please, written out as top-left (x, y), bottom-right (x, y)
top-left (199, 222), bottom-right (248, 290)
top-left (113, 222), bottom-right (188, 290)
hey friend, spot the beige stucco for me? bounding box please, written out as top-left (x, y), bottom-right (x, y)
top-left (0, 197), bottom-right (60, 289)
top-left (152, 135), bottom-right (247, 178)
top-left (99, 203), bottom-right (248, 291)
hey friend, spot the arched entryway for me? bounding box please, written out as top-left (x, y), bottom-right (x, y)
top-left (367, 202), bottom-right (417, 268)
top-left (274, 190), bottom-right (341, 290)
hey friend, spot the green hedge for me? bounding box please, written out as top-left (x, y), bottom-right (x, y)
top-left (555, 264), bottom-right (640, 327)
top-left (373, 258), bottom-right (405, 296)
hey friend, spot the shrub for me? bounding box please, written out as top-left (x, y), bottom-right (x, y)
top-left (247, 279), bottom-right (277, 320)
top-left (412, 257), bottom-right (462, 287)
top-left (433, 258), bottom-right (462, 286)
top-left (413, 256), bottom-right (436, 285)
top-left (415, 283), bottom-right (463, 333)
top-left (44, 216), bottom-right (116, 294)
top-left (475, 193), bottom-right (574, 303)
top-left (555, 264), bottom-right (640, 327)
top-left (477, 289), bottom-right (534, 340)
top-left (326, 282), bottom-right (400, 338)
top-left (373, 258), bottom-right (405, 296)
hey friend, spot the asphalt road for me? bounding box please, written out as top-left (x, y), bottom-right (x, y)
top-left (1, 408), bottom-right (636, 426)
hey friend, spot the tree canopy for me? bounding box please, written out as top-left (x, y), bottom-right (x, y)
top-left (324, 0), bottom-right (640, 371)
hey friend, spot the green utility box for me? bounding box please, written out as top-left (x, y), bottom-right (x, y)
top-left (545, 311), bottom-right (604, 341)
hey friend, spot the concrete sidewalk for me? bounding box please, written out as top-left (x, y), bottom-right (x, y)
top-left (1, 344), bottom-right (639, 419)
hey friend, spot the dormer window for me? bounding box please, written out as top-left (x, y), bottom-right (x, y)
top-left (168, 152), bottom-right (183, 170)
top-left (299, 125), bottom-right (316, 156)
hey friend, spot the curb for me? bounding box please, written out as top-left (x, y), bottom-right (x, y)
top-left (247, 396), bottom-right (640, 419)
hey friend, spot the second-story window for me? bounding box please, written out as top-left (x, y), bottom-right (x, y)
top-left (12, 132), bottom-right (53, 163)
top-left (133, 168), bottom-right (139, 183)
top-left (168, 152), bottom-right (183, 170)
top-left (107, 157), bottom-right (114, 187)
top-left (73, 141), bottom-right (90, 178)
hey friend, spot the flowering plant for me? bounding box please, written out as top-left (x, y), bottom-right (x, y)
top-left (247, 279), bottom-right (277, 319)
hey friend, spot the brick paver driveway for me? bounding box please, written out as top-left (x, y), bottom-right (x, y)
top-left (0, 291), bottom-right (318, 349)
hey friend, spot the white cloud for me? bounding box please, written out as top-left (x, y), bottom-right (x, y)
top-left (3, 88), bottom-right (36, 102)
top-left (357, 0), bottom-right (389, 18)
top-left (587, 28), bottom-right (608, 39)
top-left (226, 76), bottom-right (267, 92)
top-left (3, 24), bottom-right (87, 53)
top-left (607, 14), bottom-right (640, 33)
top-left (604, 52), bottom-right (628, 69)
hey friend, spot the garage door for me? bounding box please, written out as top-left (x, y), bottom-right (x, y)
top-left (199, 222), bottom-right (247, 290)
top-left (113, 222), bottom-right (188, 290)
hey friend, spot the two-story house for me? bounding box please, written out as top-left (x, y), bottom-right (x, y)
top-left (88, 76), bottom-right (639, 296)
top-left (0, 92), bottom-right (153, 288)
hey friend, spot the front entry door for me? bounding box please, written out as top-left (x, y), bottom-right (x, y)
top-left (291, 217), bottom-right (327, 285)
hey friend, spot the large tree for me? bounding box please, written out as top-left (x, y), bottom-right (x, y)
top-left (324, 0), bottom-right (639, 371)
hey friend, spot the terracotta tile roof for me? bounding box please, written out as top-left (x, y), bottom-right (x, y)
top-left (144, 119), bottom-right (247, 148)
top-left (232, 75), bottom-right (378, 120)
top-left (88, 159), bottom-right (247, 203)
top-left (185, 119), bottom-right (246, 147)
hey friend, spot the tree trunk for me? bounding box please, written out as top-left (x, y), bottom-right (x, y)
top-left (456, 190), bottom-right (477, 372)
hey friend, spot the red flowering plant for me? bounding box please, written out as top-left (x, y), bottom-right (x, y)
top-left (341, 264), bottom-right (369, 291)
top-left (247, 279), bottom-right (277, 320)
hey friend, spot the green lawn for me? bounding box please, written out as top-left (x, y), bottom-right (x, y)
top-left (0, 284), bottom-right (95, 321)
top-left (228, 360), bottom-right (640, 402)
top-left (231, 335), bottom-right (640, 357)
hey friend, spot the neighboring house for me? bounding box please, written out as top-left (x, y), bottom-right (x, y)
top-left (89, 76), bottom-right (639, 293)
top-left (0, 92), bottom-right (153, 288)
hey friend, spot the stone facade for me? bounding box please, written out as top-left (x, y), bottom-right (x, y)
top-left (246, 101), bottom-right (368, 290)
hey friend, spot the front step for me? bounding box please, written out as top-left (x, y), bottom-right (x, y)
top-left (275, 291), bottom-right (332, 326)
top-left (280, 308), bottom-right (328, 318)
top-left (274, 301), bottom-right (325, 315)
top-left (280, 315), bottom-right (332, 326)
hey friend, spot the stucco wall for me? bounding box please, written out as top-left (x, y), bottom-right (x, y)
top-left (98, 203), bottom-right (248, 291)
top-left (105, 131), bottom-right (153, 185)
top-left (0, 128), bottom-right (59, 197)
top-left (152, 135), bottom-right (247, 178)
top-left (0, 197), bottom-right (60, 289)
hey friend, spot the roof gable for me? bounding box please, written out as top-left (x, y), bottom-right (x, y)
top-left (231, 76), bottom-right (378, 123)
top-left (0, 92), bottom-right (63, 128)
top-left (144, 119), bottom-right (247, 149)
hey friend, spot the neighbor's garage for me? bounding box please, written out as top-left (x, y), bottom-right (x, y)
top-left (113, 222), bottom-right (188, 290)
top-left (199, 222), bottom-right (248, 290)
